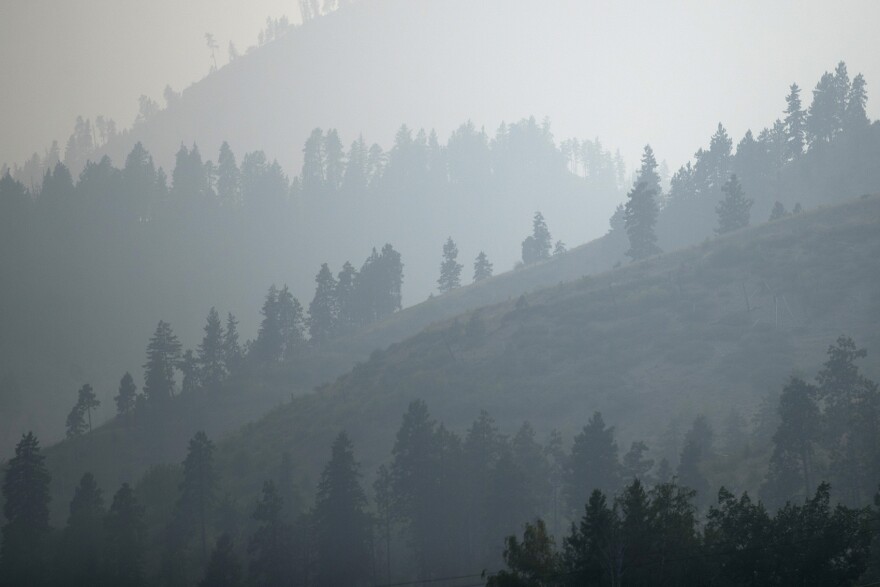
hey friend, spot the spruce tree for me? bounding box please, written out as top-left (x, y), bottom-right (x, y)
top-left (783, 83), bottom-right (806, 159)
top-left (308, 263), bottom-right (338, 344)
top-left (57, 472), bottom-right (105, 586)
top-left (277, 285), bottom-right (306, 360)
top-left (522, 212), bottom-right (552, 264)
top-left (313, 432), bottom-right (372, 586)
top-left (143, 320), bottom-right (182, 405)
top-left (473, 251), bottom-right (493, 282)
top-left (624, 145), bottom-right (661, 261)
top-left (254, 285), bottom-right (282, 362)
top-left (437, 237), bottom-right (463, 293)
top-left (198, 307), bottom-right (226, 390)
top-left (177, 431), bottom-right (216, 565)
top-left (104, 483), bottom-right (146, 587)
top-left (115, 372), bottom-right (137, 416)
top-left (715, 174), bottom-right (752, 234)
top-left (1, 432), bottom-right (52, 586)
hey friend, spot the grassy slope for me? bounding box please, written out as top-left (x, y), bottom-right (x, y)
top-left (214, 195), bottom-right (880, 505)
top-left (41, 227), bottom-right (628, 521)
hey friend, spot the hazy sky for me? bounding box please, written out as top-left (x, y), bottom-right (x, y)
top-left (1, 0), bottom-right (879, 171)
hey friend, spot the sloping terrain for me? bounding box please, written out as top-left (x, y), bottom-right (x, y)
top-left (211, 195), bottom-right (880, 504)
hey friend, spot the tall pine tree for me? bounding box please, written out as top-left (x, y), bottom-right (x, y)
top-left (437, 237), bottom-right (463, 293)
top-left (624, 145), bottom-right (661, 261)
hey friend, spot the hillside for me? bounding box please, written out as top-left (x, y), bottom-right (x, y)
top-left (41, 226), bottom-right (628, 518)
top-left (41, 195), bottom-right (880, 520)
top-left (211, 195), bottom-right (880, 504)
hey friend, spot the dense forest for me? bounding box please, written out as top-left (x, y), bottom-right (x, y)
top-left (2, 1), bottom-right (880, 580)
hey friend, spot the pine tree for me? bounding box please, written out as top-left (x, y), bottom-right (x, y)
top-left (67, 383), bottom-right (100, 437)
top-left (313, 432), bottom-right (372, 586)
top-left (254, 285), bottom-right (282, 362)
top-left (373, 465), bottom-right (394, 582)
top-left (762, 377), bottom-right (820, 505)
top-left (565, 412), bottom-right (619, 514)
top-left (624, 145), bottom-right (661, 261)
top-left (277, 285), bottom-right (306, 360)
top-left (301, 128), bottom-right (325, 195)
top-left (807, 71), bottom-right (838, 148)
top-left (178, 349), bottom-right (201, 395)
top-left (248, 481), bottom-right (295, 587)
top-left (104, 483), bottom-right (146, 587)
top-left (335, 261), bottom-right (358, 332)
top-left (309, 263), bottom-right (338, 344)
top-left (323, 129), bottom-right (345, 193)
top-left (784, 83), bottom-right (806, 159)
top-left (438, 237), bottom-right (463, 293)
top-left (177, 431), bottom-right (216, 565)
top-left (621, 441), bottom-right (654, 484)
top-left (143, 320), bottom-right (182, 405)
top-left (115, 372), bottom-right (137, 416)
top-left (223, 313), bottom-right (243, 374)
top-left (1, 432), bottom-right (52, 586)
top-left (522, 211), bottom-right (552, 264)
top-left (216, 142), bottom-right (241, 206)
top-left (845, 73), bottom-right (869, 132)
top-left (198, 307), bottom-right (226, 390)
top-left (715, 174), bottom-right (752, 234)
top-left (200, 534), bottom-right (242, 587)
top-left (676, 416), bottom-right (713, 506)
top-left (473, 251), bottom-right (493, 282)
top-left (561, 489), bottom-right (615, 585)
top-left (553, 240), bottom-right (567, 255)
top-left (57, 472), bottom-right (105, 586)
top-left (66, 398), bottom-right (86, 439)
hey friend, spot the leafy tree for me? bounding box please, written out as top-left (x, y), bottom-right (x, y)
top-left (1, 432), bottom-right (52, 586)
top-left (200, 534), bottom-right (242, 587)
top-left (624, 145), bottom-right (662, 261)
top-left (783, 83), bottom-right (806, 159)
top-left (143, 320), bottom-right (182, 405)
top-left (473, 251), bottom-right (493, 282)
top-left (177, 431), bottom-right (216, 564)
top-left (769, 201), bottom-right (788, 222)
top-left (115, 372), bottom-right (137, 416)
top-left (487, 519), bottom-right (560, 587)
top-left (57, 472), bottom-right (105, 586)
top-left (308, 263), bottom-right (338, 344)
top-left (522, 211), bottom-right (552, 264)
top-left (104, 483), bottom-right (146, 587)
top-left (565, 412), bottom-right (619, 515)
top-left (198, 307), bottom-right (226, 390)
top-left (762, 377), bottom-right (820, 505)
top-left (715, 173), bottom-right (752, 234)
top-left (313, 432), bottom-right (372, 586)
top-left (438, 237), bottom-right (463, 293)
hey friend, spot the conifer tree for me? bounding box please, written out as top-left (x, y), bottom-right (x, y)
top-left (104, 483), bottom-right (146, 587)
top-left (676, 416), bottom-right (713, 506)
top-left (373, 465), bottom-right (394, 582)
top-left (715, 174), bottom-right (752, 234)
top-left (323, 129), bottom-right (345, 193)
top-left (783, 83), bottom-right (806, 159)
top-left (177, 431), bottom-right (216, 565)
top-left (553, 240), bottom-right (567, 255)
top-left (335, 261), bottom-right (358, 332)
top-left (198, 307), bottom-right (226, 390)
top-left (115, 372), bottom-right (137, 416)
top-left (313, 432), bottom-right (372, 586)
top-left (807, 71), bottom-right (838, 148)
top-left (66, 383), bottom-right (100, 437)
top-left (66, 398), bottom-right (86, 439)
top-left (301, 128), bottom-right (325, 195)
top-left (624, 146), bottom-right (661, 261)
top-left (277, 285), bottom-right (306, 360)
top-left (565, 412), bottom-right (619, 514)
top-left (223, 313), bottom-right (243, 374)
top-left (57, 472), bottom-right (105, 586)
top-left (254, 285), bottom-right (282, 362)
top-left (248, 481), bottom-right (295, 587)
top-left (762, 377), bottom-right (820, 504)
top-left (200, 534), bottom-right (242, 587)
top-left (522, 211), bottom-right (552, 264)
top-left (845, 73), bottom-right (869, 132)
top-left (437, 237), bottom-right (463, 293)
top-left (473, 251), bottom-right (493, 282)
top-left (309, 263), bottom-right (338, 344)
top-left (179, 349), bottom-right (201, 395)
top-left (143, 320), bottom-right (182, 405)
top-left (1, 432), bottom-right (52, 586)
top-left (216, 142), bottom-right (241, 206)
